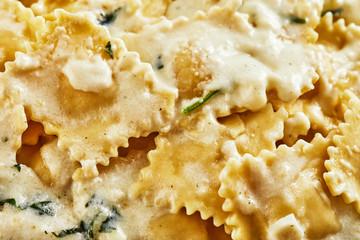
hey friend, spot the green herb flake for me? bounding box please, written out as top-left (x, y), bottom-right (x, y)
top-left (321, 7), bottom-right (343, 17)
top-left (99, 218), bottom-right (116, 233)
top-left (289, 15), bottom-right (306, 24)
top-left (85, 194), bottom-right (104, 208)
top-left (98, 7), bottom-right (122, 25)
top-left (53, 199), bottom-right (120, 238)
top-left (104, 41), bottom-right (113, 59)
top-left (53, 215), bottom-right (101, 239)
top-left (0, 198), bottom-right (22, 210)
top-left (2, 136), bottom-right (8, 143)
top-left (30, 201), bottom-right (54, 216)
top-left (181, 90), bottom-right (220, 114)
top-left (52, 223), bottom-right (85, 238)
top-left (88, 212), bottom-right (102, 238)
top-left (99, 206), bottom-right (121, 233)
top-left (13, 164), bottom-right (21, 172)
top-left (0, 198), bottom-right (17, 207)
top-left (155, 55), bottom-right (164, 70)
top-left (85, 194), bottom-right (96, 208)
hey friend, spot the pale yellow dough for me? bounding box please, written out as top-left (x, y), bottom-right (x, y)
top-left (1, 0), bottom-right (360, 239)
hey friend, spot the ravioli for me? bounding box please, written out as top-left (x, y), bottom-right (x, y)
top-left (132, 113), bottom-right (229, 227)
top-left (219, 135), bottom-right (341, 239)
top-left (1, 0), bottom-right (360, 239)
top-left (123, 7), bottom-right (319, 115)
top-left (324, 91), bottom-right (360, 213)
top-left (2, 10), bottom-right (175, 178)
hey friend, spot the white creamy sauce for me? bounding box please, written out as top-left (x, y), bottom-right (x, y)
top-left (239, 0), bottom-right (283, 31)
top-left (62, 54), bottom-right (113, 93)
top-left (124, 11), bottom-right (318, 111)
top-left (267, 214), bottom-right (305, 240)
top-left (14, 52), bottom-right (41, 70)
top-left (166, 0), bottom-right (242, 19)
top-left (109, 8), bottom-right (160, 38)
top-left (2, 0), bottom-right (360, 239)
top-left (0, 165), bottom-right (78, 239)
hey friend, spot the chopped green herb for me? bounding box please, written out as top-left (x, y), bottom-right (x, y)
top-left (99, 218), bottom-right (116, 233)
top-left (99, 206), bottom-right (121, 233)
top-left (53, 213), bottom-right (101, 239)
top-left (54, 197), bottom-right (121, 238)
top-left (13, 164), bottom-right (21, 172)
top-left (0, 198), bottom-right (23, 210)
top-left (52, 221), bottom-right (86, 238)
top-left (321, 7), bottom-right (343, 17)
top-left (85, 194), bottom-right (104, 208)
top-left (181, 90), bottom-right (220, 114)
top-left (289, 15), bottom-right (306, 24)
top-left (0, 198), bottom-right (17, 207)
top-left (104, 41), bottom-right (113, 59)
top-left (98, 7), bottom-right (122, 25)
top-left (85, 194), bottom-right (96, 208)
top-left (88, 212), bottom-right (102, 238)
top-left (155, 55), bottom-right (164, 70)
top-left (30, 201), bottom-right (54, 216)
top-left (2, 136), bottom-right (8, 142)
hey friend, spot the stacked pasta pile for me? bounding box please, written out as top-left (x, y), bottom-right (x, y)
top-left (1, 0), bottom-right (360, 239)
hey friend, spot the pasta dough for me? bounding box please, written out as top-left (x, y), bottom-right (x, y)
top-left (2, 10), bottom-right (175, 178)
top-left (1, 0), bottom-right (360, 239)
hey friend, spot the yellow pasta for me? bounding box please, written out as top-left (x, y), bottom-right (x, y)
top-left (325, 90), bottom-right (360, 213)
top-left (132, 114), bottom-right (229, 227)
top-left (0, 96), bottom-right (27, 164)
top-left (1, 0), bottom-right (360, 239)
top-left (232, 103), bottom-right (288, 155)
top-left (0, 0), bottom-right (45, 72)
top-left (219, 135), bottom-right (341, 239)
top-left (2, 9), bottom-right (174, 179)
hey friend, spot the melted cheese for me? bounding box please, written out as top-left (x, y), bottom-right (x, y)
top-left (63, 54), bottom-right (113, 93)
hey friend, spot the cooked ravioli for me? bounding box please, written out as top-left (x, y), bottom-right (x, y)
top-left (1, 0), bottom-right (360, 239)
top-left (2, 10), bottom-right (175, 179)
